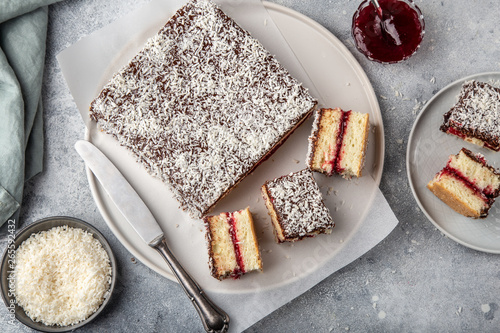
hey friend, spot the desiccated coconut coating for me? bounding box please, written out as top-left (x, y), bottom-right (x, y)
top-left (441, 80), bottom-right (500, 151)
top-left (89, 0), bottom-right (316, 218)
top-left (262, 169), bottom-right (334, 242)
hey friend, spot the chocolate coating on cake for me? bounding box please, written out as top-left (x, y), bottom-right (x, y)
top-left (89, 0), bottom-right (316, 218)
top-left (440, 80), bottom-right (500, 151)
top-left (263, 169), bottom-right (334, 241)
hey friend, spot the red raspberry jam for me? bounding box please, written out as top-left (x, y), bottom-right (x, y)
top-left (352, 0), bottom-right (424, 63)
top-left (321, 110), bottom-right (351, 175)
top-left (225, 212), bottom-right (245, 278)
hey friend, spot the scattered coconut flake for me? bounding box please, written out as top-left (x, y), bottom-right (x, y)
top-left (481, 304), bottom-right (491, 313)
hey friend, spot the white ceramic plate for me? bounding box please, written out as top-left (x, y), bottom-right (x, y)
top-left (407, 72), bottom-right (500, 254)
top-left (85, 2), bottom-right (384, 292)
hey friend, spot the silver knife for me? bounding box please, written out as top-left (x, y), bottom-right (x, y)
top-left (75, 140), bottom-right (229, 333)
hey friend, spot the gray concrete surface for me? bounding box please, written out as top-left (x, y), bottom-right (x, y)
top-left (1, 0), bottom-right (500, 332)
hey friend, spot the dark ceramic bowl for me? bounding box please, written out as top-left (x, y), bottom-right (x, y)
top-left (0, 216), bottom-right (117, 332)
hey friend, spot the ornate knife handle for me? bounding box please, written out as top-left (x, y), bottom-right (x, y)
top-left (153, 237), bottom-right (230, 333)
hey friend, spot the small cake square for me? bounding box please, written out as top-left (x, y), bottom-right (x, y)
top-left (204, 207), bottom-right (262, 280)
top-left (261, 169), bottom-right (334, 243)
top-left (427, 148), bottom-right (500, 218)
top-left (307, 108), bottom-right (369, 178)
top-left (89, 0), bottom-right (316, 218)
top-left (440, 80), bottom-right (500, 151)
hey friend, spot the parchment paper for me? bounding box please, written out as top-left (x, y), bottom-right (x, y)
top-left (57, 0), bottom-right (399, 331)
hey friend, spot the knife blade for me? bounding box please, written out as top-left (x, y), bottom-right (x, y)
top-left (75, 140), bottom-right (163, 246)
top-left (75, 140), bottom-right (229, 333)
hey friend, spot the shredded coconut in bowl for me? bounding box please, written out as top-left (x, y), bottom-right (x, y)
top-left (14, 225), bottom-right (112, 327)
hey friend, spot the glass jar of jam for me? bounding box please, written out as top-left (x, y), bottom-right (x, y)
top-left (352, 0), bottom-right (425, 64)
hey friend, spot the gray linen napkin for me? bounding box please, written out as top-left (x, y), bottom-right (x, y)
top-left (0, 0), bottom-right (62, 227)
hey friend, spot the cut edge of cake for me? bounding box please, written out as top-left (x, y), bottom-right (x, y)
top-left (204, 207), bottom-right (263, 280)
top-left (427, 147), bottom-right (500, 218)
top-left (307, 108), bottom-right (369, 178)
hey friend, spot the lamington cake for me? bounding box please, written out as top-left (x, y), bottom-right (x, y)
top-left (261, 169), bottom-right (334, 243)
top-left (440, 80), bottom-right (500, 151)
top-left (89, 0), bottom-right (316, 218)
top-left (204, 207), bottom-right (262, 280)
top-left (307, 108), bottom-right (370, 178)
top-left (427, 148), bottom-right (500, 218)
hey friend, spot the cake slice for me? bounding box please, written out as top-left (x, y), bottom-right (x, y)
top-left (427, 148), bottom-right (500, 218)
top-left (204, 207), bottom-right (262, 280)
top-left (89, 0), bottom-right (316, 218)
top-left (261, 169), bottom-right (334, 243)
top-left (307, 108), bottom-right (369, 178)
top-left (440, 80), bottom-right (500, 151)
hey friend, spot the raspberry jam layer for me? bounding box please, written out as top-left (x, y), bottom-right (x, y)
top-left (226, 212), bottom-right (245, 278)
top-left (441, 165), bottom-right (491, 204)
top-left (447, 126), bottom-right (500, 152)
top-left (322, 110), bottom-right (351, 174)
top-left (446, 126), bottom-right (466, 140)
